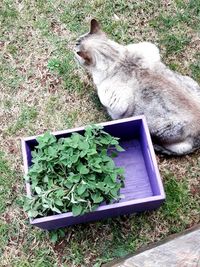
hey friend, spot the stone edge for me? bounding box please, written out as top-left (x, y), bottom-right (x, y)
top-left (103, 224), bottom-right (200, 267)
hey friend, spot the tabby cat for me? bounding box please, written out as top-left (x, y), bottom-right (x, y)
top-left (74, 19), bottom-right (200, 155)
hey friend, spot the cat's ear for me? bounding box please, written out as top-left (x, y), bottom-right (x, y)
top-left (90, 19), bottom-right (101, 34)
top-left (77, 50), bottom-right (93, 65)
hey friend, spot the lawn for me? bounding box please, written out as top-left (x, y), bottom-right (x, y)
top-left (0, 0), bottom-right (200, 266)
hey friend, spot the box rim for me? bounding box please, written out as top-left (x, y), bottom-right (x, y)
top-left (21, 115), bottom-right (146, 142)
top-left (141, 117), bottom-right (165, 198)
top-left (30, 195), bottom-right (165, 224)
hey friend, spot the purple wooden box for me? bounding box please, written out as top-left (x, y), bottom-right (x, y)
top-left (21, 116), bottom-right (165, 230)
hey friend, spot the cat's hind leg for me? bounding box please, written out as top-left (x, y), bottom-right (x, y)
top-left (154, 140), bottom-right (194, 156)
top-left (164, 141), bottom-right (194, 155)
top-left (151, 119), bottom-right (195, 155)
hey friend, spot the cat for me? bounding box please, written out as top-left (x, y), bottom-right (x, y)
top-left (74, 19), bottom-right (200, 156)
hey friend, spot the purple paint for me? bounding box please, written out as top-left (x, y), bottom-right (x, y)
top-left (21, 116), bottom-right (165, 230)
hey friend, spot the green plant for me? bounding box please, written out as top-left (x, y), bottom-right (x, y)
top-left (49, 229), bottom-right (65, 243)
top-left (23, 125), bottom-right (125, 218)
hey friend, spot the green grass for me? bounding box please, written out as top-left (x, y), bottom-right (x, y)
top-left (160, 34), bottom-right (190, 56)
top-left (190, 53), bottom-right (200, 84)
top-left (149, 0), bottom-right (199, 69)
top-left (48, 54), bottom-right (87, 93)
top-left (0, 0), bottom-right (200, 266)
top-left (160, 173), bottom-right (196, 232)
top-left (7, 106), bottom-right (38, 135)
top-left (0, 221), bottom-right (9, 254)
top-left (190, 62), bottom-right (200, 84)
top-left (0, 58), bottom-right (23, 92)
top-left (0, 152), bottom-right (18, 213)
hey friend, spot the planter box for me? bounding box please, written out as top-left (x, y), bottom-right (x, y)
top-left (21, 116), bottom-right (165, 230)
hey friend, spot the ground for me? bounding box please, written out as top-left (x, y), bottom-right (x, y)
top-left (0, 0), bottom-right (200, 266)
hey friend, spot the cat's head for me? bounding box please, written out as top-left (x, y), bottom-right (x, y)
top-left (74, 19), bottom-right (107, 69)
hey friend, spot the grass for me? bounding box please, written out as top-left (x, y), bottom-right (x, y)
top-left (0, 151), bottom-right (19, 214)
top-left (190, 53), bottom-right (200, 84)
top-left (7, 105), bottom-right (38, 135)
top-left (0, 0), bottom-right (200, 266)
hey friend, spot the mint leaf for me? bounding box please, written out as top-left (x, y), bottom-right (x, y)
top-left (91, 194), bottom-right (104, 204)
top-left (110, 151), bottom-right (118, 158)
top-left (55, 199), bottom-right (63, 206)
top-left (116, 144), bottom-right (125, 152)
top-left (49, 229), bottom-right (65, 243)
top-left (35, 186), bottom-right (42, 194)
top-left (77, 184), bottom-right (87, 195)
top-left (56, 189), bottom-right (65, 197)
top-left (87, 149), bottom-right (97, 155)
top-left (96, 182), bottom-right (105, 191)
top-left (28, 210), bottom-right (39, 218)
top-left (52, 207), bottom-right (62, 214)
top-left (50, 232), bottom-right (58, 243)
top-left (79, 141), bottom-right (90, 150)
top-left (77, 164), bottom-right (89, 175)
top-left (72, 205), bottom-right (83, 216)
top-left (117, 167), bottom-right (125, 175)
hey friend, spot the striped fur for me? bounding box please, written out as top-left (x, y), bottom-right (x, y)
top-left (74, 19), bottom-right (200, 155)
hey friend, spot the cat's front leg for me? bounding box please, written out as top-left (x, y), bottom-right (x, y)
top-left (107, 108), bottom-right (123, 120)
top-left (98, 86), bottom-right (133, 119)
top-left (107, 109), bottom-right (118, 119)
top-left (106, 103), bottom-right (128, 119)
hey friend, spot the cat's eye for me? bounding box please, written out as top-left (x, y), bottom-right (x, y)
top-left (76, 40), bottom-right (81, 46)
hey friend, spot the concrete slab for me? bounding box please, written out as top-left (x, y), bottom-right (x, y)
top-left (107, 226), bottom-right (200, 267)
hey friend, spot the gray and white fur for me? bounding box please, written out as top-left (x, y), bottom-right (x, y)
top-left (74, 19), bottom-right (200, 156)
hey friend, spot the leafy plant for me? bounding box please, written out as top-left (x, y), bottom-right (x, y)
top-left (23, 125), bottom-right (125, 218)
top-left (49, 229), bottom-right (65, 243)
